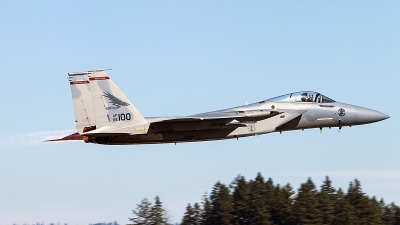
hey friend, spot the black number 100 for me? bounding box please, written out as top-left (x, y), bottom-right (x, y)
top-left (118, 113), bottom-right (131, 121)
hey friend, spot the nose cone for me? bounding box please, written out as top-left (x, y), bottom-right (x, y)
top-left (355, 107), bottom-right (389, 125)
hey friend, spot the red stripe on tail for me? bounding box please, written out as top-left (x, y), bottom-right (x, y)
top-left (70, 81), bottom-right (90, 85)
top-left (89, 76), bottom-right (110, 81)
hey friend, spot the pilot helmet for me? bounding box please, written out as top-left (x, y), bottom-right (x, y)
top-left (301, 93), bottom-right (308, 102)
top-left (308, 93), bottom-right (313, 101)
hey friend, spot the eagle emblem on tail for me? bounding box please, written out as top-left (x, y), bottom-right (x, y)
top-left (103, 91), bottom-right (130, 109)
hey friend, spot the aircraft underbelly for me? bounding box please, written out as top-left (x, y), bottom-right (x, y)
top-left (100, 114), bottom-right (299, 144)
top-left (102, 129), bottom-right (236, 144)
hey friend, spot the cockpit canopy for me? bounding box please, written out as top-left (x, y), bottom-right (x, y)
top-left (269, 91), bottom-right (335, 103)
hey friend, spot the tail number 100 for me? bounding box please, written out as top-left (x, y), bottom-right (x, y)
top-left (113, 113), bottom-right (132, 121)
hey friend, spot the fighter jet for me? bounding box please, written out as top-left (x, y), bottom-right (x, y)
top-left (47, 69), bottom-right (389, 145)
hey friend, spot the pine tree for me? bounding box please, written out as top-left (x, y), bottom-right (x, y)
top-left (345, 180), bottom-right (364, 222)
top-left (128, 196), bottom-right (169, 225)
top-left (201, 193), bottom-right (213, 225)
top-left (151, 195), bottom-right (169, 225)
top-left (264, 178), bottom-right (276, 223)
top-left (210, 182), bottom-right (233, 225)
top-left (248, 173), bottom-right (271, 225)
top-left (332, 188), bottom-right (356, 225)
top-left (181, 203), bottom-right (201, 225)
top-left (345, 179), bottom-right (382, 224)
top-left (272, 183), bottom-right (295, 225)
top-left (364, 196), bottom-right (384, 224)
top-left (380, 199), bottom-right (393, 225)
top-left (128, 198), bottom-right (153, 225)
top-left (151, 196), bottom-right (170, 225)
top-left (231, 175), bottom-right (251, 225)
top-left (181, 204), bottom-right (195, 225)
top-left (390, 202), bottom-right (400, 225)
top-left (293, 178), bottom-right (323, 225)
top-left (193, 202), bottom-right (202, 225)
top-left (318, 176), bottom-right (335, 225)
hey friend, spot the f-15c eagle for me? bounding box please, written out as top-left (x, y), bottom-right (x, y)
top-left (48, 69), bottom-right (389, 145)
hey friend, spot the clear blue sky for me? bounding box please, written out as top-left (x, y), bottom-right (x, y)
top-left (1, 1), bottom-right (399, 224)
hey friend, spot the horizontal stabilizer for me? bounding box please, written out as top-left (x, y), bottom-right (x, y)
top-left (44, 132), bottom-right (83, 142)
top-left (82, 123), bottom-right (150, 137)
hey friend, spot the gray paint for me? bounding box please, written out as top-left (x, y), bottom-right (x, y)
top-left (85, 91), bottom-right (389, 145)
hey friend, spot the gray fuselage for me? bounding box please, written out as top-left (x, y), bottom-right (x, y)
top-left (91, 96), bottom-right (388, 145)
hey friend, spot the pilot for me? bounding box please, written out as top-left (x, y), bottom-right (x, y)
top-left (308, 93), bottom-right (314, 102)
top-left (315, 94), bottom-right (321, 103)
top-left (301, 93), bottom-right (308, 102)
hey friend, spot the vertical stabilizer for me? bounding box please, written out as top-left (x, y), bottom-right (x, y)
top-left (68, 73), bottom-right (96, 133)
top-left (88, 70), bottom-right (147, 128)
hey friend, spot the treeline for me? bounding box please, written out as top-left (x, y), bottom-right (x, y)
top-left (180, 173), bottom-right (400, 225)
top-left (128, 173), bottom-right (400, 225)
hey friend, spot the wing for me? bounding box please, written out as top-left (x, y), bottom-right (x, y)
top-left (143, 108), bottom-right (307, 132)
top-left (80, 108), bottom-right (307, 137)
top-left (148, 108), bottom-right (306, 125)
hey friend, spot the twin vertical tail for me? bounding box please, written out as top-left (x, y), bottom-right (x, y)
top-left (45, 69), bottom-right (147, 142)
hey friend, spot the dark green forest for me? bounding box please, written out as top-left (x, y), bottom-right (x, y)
top-left (130, 173), bottom-right (400, 225)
